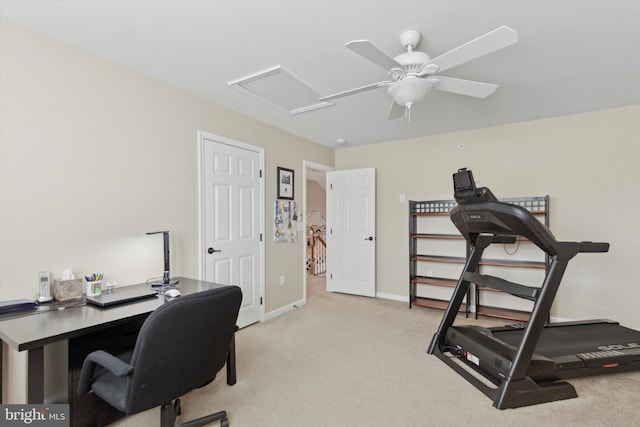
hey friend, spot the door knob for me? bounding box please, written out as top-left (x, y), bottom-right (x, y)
top-left (207, 248), bottom-right (222, 254)
top-left (364, 236), bottom-right (374, 241)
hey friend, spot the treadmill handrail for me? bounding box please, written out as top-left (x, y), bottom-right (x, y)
top-left (450, 200), bottom-right (609, 259)
top-left (579, 241), bottom-right (610, 253)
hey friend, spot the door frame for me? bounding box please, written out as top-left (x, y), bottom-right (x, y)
top-left (197, 130), bottom-right (265, 324)
top-left (302, 160), bottom-right (334, 304)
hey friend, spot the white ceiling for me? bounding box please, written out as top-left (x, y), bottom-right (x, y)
top-left (1, 1), bottom-right (639, 149)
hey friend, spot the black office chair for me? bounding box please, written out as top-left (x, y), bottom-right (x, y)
top-left (78, 285), bottom-right (242, 427)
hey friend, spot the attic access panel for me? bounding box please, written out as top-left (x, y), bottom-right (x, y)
top-left (229, 66), bottom-right (333, 115)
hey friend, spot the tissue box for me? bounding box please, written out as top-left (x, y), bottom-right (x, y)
top-left (52, 279), bottom-right (83, 301)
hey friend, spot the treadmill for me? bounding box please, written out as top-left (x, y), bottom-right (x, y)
top-left (427, 168), bottom-right (640, 409)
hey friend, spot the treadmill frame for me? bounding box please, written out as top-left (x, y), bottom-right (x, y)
top-left (427, 169), bottom-right (611, 409)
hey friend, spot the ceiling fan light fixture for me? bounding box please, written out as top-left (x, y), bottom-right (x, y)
top-left (387, 77), bottom-right (433, 107)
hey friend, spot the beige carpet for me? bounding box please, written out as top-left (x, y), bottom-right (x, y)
top-left (111, 276), bottom-right (640, 426)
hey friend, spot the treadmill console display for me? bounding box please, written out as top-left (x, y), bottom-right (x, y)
top-left (452, 168), bottom-right (497, 204)
top-left (453, 168), bottom-right (476, 193)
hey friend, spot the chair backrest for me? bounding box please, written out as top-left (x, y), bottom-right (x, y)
top-left (124, 285), bottom-right (242, 414)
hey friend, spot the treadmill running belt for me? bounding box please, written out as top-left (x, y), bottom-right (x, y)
top-left (495, 322), bottom-right (640, 358)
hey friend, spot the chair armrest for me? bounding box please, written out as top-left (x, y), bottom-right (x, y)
top-left (77, 350), bottom-right (134, 396)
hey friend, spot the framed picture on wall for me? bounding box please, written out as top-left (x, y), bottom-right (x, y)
top-left (277, 167), bottom-right (294, 200)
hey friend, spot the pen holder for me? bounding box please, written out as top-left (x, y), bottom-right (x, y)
top-left (86, 281), bottom-right (102, 296)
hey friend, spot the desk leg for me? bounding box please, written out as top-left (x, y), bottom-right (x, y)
top-left (0, 343), bottom-right (44, 403)
top-left (27, 347), bottom-right (45, 403)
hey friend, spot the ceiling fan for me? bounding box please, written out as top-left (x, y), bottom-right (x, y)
top-left (319, 26), bottom-right (518, 120)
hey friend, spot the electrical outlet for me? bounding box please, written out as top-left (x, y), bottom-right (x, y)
top-left (280, 275), bottom-right (286, 286)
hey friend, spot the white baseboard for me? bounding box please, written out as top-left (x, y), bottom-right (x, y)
top-left (375, 292), bottom-right (407, 303)
top-left (266, 292), bottom-right (408, 321)
top-left (266, 291), bottom-right (576, 325)
top-left (265, 298), bottom-right (305, 321)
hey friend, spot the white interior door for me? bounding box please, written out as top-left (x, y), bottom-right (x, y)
top-left (201, 133), bottom-right (263, 328)
top-left (326, 168), bottom-right (376, 297)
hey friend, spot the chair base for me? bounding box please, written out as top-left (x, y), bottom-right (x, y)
top-left (161, 399), bottom-right (228, 427)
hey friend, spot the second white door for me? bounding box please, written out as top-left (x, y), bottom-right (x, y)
top-left (326, 168), bottom-right (376, 297)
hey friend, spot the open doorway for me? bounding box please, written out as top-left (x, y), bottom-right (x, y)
top-left (302, 161), bottom-right (334, 304)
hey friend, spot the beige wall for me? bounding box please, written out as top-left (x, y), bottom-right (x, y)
top-left (0, 20), bottom-right (333, 400)
top-left (336, 106), bottom-right (640, 329)
top-left (306, 180), bottom-right (326, 215)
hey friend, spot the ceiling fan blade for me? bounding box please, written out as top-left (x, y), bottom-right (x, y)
top-left (387, 101), bottom-right (405, 120)
top-left (432, 76), bottom-right (498, 98)
top-left (423, 26), bottom-right (518, 74)
top-left (346, 40), bottom-right (402, 70)
top-left (319, 81), bottom-right (390, 102)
